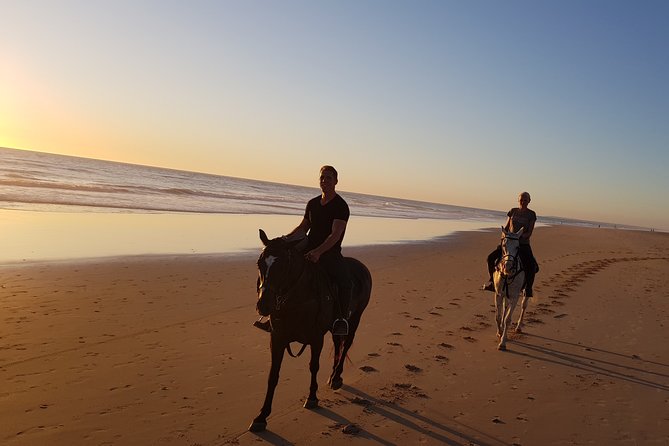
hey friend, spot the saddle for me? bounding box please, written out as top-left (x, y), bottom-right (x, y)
top-left (312, 264), bottom-right (357, 336)
top-left (310, 266), bottom-right (334, 329)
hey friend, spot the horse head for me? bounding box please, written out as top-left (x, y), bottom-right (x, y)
top-left (500, 226), bottom-right (524, 275)
top-left (256, 229), bottom-right (306, 316)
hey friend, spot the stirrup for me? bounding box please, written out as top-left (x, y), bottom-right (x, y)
top-left (253, 317), bottom-right (272, 333)
top-left (332, 318), bottom-right (349, 336)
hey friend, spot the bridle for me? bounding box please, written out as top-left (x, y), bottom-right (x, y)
top-left (258, 247), bottom-right (308, 312)
top-left (500, 236), bottom-right (521, 276)
top-left (497, 235), bottom-right (524, 297)
top-left (257, 244), bottom-right (313, 358)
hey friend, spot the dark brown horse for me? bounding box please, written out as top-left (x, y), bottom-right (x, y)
top-left (249, 229), bottom-right (372, 432)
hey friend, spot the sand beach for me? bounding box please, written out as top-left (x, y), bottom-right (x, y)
top-left (1, 225), bottom-right (668, 445)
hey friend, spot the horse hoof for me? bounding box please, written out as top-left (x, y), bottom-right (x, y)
top-left (248, 420), bottom-right (267, 432)
top-left (515, 327), bottom-right (523, 334)
top-left (497, 344), bottom-right (507, 351)
top-left (329, 377), bottom-right (343, 390)
top-left (304, 398), bottom-right (319, 409)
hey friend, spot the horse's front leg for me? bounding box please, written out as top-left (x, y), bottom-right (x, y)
top-left (494, 291), bottom-right (504, 338)
top-left (498, 296), bottom-right (519, 351)
top-left (304, 337), bottom-right (324, 409)
top-left (249, 337), bottom-right (285, 432)
top-left (515, 291), bottom-right (530, 333)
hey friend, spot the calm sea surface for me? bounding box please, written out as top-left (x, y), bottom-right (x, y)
top-left (0, 147), bottom-right (609, 263)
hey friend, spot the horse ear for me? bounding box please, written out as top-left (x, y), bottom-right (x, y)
top-left (259, 229), bottom-right (270, 246)
top-left (501, 225), bottom-right (507, 235)
top-left (517, 227), bottom-right (525, 237)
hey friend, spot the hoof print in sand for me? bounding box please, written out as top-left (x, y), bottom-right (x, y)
top-left (404, 364), bottom-right (422, 372)
top-left (342, 424), bottom-right (361, 435)
top-left (350, 397), bottom-right (372, 406)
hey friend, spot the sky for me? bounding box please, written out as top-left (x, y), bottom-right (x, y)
top-left (1, 0), bottom-right (668, 230)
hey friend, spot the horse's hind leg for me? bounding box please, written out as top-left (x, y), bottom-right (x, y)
top-left (328, 332), bottom-right (355, 390)
top-left (515, 292), bottom-right (530, 333)
top-left (304, 339), bottom-right (323, 409)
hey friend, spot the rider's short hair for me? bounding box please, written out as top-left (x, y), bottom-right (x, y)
top-left (320, 165), bottom-right (338, 180)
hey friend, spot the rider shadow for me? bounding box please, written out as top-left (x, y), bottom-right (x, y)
top-left (311, 385), bottom-right (503, 446)
top-left (523, 333), bottom-right (669, 369)
top-left (508, 334), bottom-right (669, 391)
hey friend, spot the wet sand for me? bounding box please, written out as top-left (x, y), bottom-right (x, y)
top-left (1, 226), bottom-right (668, 445)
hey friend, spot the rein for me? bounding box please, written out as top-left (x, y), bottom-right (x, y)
top-left (497, 244), bottom-right (525, 299)
top-left (260, 249), bottom-right (308, 312)
top-left (286, 343), bottom-right (308, 358)
top-left (274, 253), bottom-right (309, 311)
top-left (261, 248), bottom-right (317, 358)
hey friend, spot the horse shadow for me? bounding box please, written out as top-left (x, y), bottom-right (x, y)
top-left (509, 333), bottom-right (669, 391)
top-left (248, 384), bottom-right (506, 445)
top-left (317, 386), bottom-right (504, 446)
top-left (249, 430), bottom-right (295, 446)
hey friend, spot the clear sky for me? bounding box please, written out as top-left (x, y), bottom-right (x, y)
top-left (1, 0), bottom-right (668, 230)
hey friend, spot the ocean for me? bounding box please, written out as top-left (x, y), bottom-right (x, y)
top-left (0, 147), bottom-right (604, 263)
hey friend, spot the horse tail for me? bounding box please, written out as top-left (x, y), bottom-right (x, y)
top-left (334, 338), bottom-right (346, 364)
top-left (344, 257), bottom-right (372, 311)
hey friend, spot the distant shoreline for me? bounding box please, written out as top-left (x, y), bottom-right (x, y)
top-left (0, 210), bottom-right (502, 264)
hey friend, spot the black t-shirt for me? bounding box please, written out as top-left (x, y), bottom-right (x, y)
top-left (507, 207), bottom-right (537, 245)
top-left (304, 194), bottom-right (350, 254)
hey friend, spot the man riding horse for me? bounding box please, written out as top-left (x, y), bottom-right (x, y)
top-left (254, 165), bottom-right (355, 336)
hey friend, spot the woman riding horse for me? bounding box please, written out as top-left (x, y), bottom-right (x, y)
top-left (483, 191), bottom-right (539, 296)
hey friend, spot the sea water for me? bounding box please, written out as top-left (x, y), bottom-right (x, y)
top-left (0, 147), bottom-right (603, 263)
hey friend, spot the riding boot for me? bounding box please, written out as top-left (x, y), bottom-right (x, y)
top-left (253, 318), bottom-right (272, 333)
top-left (524, 269), bottom-right (535, 297)
top-left (483, 247), bottom-right (500, 291)
top-left (482, 276), bottom-right (495, 292)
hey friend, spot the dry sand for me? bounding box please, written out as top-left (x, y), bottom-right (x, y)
top-left (1, 226), bottom-right (668, 445)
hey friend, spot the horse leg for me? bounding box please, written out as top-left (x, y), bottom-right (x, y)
top-left (498, 296), bottom-right (519, 351)
top-left (304, 338), bottom-right (323, 409)
top-left (515, 291), bottom-right (530, 333)
top-left (249, 339), bottom-right (285, 432)
top-left (494, 292), bottom-right (504, 338)
top-left (328, 332), bottom-right (355, 390)
top-left (328, 332), bottom-right (342, 388)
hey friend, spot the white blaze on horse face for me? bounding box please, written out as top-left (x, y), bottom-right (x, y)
top-left (265, 255), bottom-right (277, 270)
top-left (502, 236), bottom-right (520, 275)
top-left (260, 255), bottom-right (277, 290)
